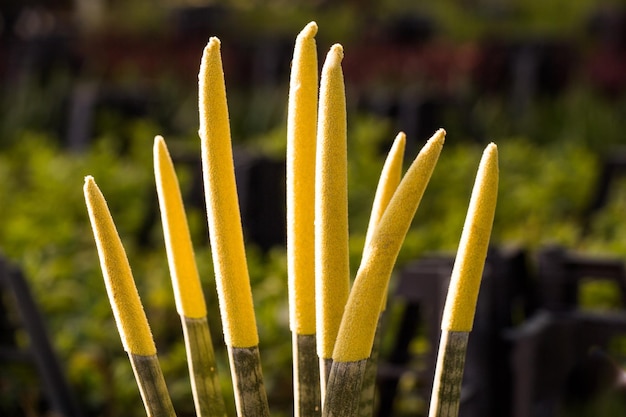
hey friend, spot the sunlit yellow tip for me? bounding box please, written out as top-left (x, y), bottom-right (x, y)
top-left (84, 176), bottom-right (157, 356)
top-left (441, 142), bottom-right (498, 332)
top-left (299, 21), bottom-right (318, 39)
top-left (329, 43), bottom-right (344, 60)
top-left (208, 36), bottom-right (220, 50)
top-left (198, 37), bottom-right (221, 83)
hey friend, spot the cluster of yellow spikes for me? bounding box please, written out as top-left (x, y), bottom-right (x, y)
top-left (83, 20), bottom-right (498, 417)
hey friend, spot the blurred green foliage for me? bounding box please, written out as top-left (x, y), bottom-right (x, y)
top-left (0, 94), bottom-right (617, 415)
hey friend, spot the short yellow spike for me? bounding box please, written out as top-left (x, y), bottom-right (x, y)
top-left (154, 135), bottom-right (207, 319)
top-left (363, 132), bottom-right (406, 253)
top-left (199, 37), bottom-right (258, 348)
top-left (83, 176), bottom-right (156, 356)
top-left (287, 21), bottom-right (319, 336)
top-left (333, 130), bottom-right (445, 362)
top-left (441, 143), bottom-right (499, 332)
top-left (315, 43), bottom-right (350, 361)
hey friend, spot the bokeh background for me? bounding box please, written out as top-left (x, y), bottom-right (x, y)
top-left (3, 0), bottom-right (626, 416)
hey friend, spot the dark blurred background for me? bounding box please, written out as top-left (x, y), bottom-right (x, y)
top-left (4, 1), bottom-right (626, 416)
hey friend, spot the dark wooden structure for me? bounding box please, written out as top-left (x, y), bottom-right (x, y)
top-left (377, 246), bottom-right (626, 417)
top-left (0, 256), bottom-right (82, 417)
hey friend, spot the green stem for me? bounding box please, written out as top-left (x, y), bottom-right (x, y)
top-left (428, 331), bottom-right (469, 417)
top-left (128, 353), bottom-right (177, 417)
top-left (294, 333), bottom-right (322, 417)
top-left (227, 346), bottom-right (270, 417)
top-left (182, 316), bottom-right (227, 417)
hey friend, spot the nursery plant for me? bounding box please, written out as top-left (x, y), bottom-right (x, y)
top-left (83, 21), bottom-right (498, 417)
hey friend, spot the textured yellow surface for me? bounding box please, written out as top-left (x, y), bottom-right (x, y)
top-left (333, 130), bottom-right (445, 362)
top-left (83, 176), bottom-right (156, 356)
top-left (154, 136), bottom-right (207, 318)
top-left (198, 38), bottom-right (258, 348)
top-left (287, 22), bottom-right (318, 335)
top-left (363, 132), bottom-right (406, 312)
top-left (441, 143), bottom-right (498, 332)
top-left (315, 44), bottom-right (350, 359)
top-left (363, 132), bottom-right (406, 259)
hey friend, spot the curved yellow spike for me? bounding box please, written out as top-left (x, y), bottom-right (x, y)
top-left (315, 43), bottom-right (350, 360)
top-left (199, 37), bottom-right (258, 348)
top-left (363, 132), bottom-right (406, 313)
top-left (333, 129), bottom-right (445, 362)
top-left (154, 135), bottom-right (207, 318)
top-left (287, 21), bottom-right (319, 335)
top-left (83, 176), bottom-right (156, 356)
top-left (441, 143), bottom-right (499, 332)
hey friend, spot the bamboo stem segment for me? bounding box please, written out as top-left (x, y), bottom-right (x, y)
top-left (293, 334), bottom-right (322, 417)
top-left (357, 316), bottom-right (383, 417)
top-left (182, 317), bottom-right (227, 417)
top-left (227, 346), bottom-right (271, 417)
top-left (322, 360), bottom-right (368, 417)
top-left (319, 357), bottom-right (333, 404)
top-left (428, 331), bottom-right (469, 417)
top-left (129, 353), bottom-right (177, 417)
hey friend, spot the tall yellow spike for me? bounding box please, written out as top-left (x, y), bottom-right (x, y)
top-left (363, 132), bottom-right (406, 253)
top-left (199, 37), bottom-right (269, 417)
top-left (288, 21), bottom-right (319, 336)
top-left (199, 37), bottom-right (258, 348)
top-left (154, 135), bottom-right (207, 319)
top-left (315, 43), bottom-right (349, 377)
top-left (83, 176), bottom-right (156, 356)
top-left (287, 21), bottom-right (322, 417)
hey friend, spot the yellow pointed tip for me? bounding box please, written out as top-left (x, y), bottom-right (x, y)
top-left (154, 136), bottom-right (207, 319)
top-left (208, 36), bottom-right (221, 48)
top-left (84, 177), bottom-right (156, 356)
top-left (199, 37), bottom-right (222, 84)
top-left (485, 142), bottom-right (498, 158)
top-left (330, 43), bottom-right (344, 59)
top-left (363, 130), bottom-right (407, 253)
top-left (441, 142), bottom-right (499, 332)
top-left (420, 129), bottom-right (445, 157)
top-left (299, 21), bottom-right (318, 39)
top-left (153, 135), bottom-right (165, 157)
